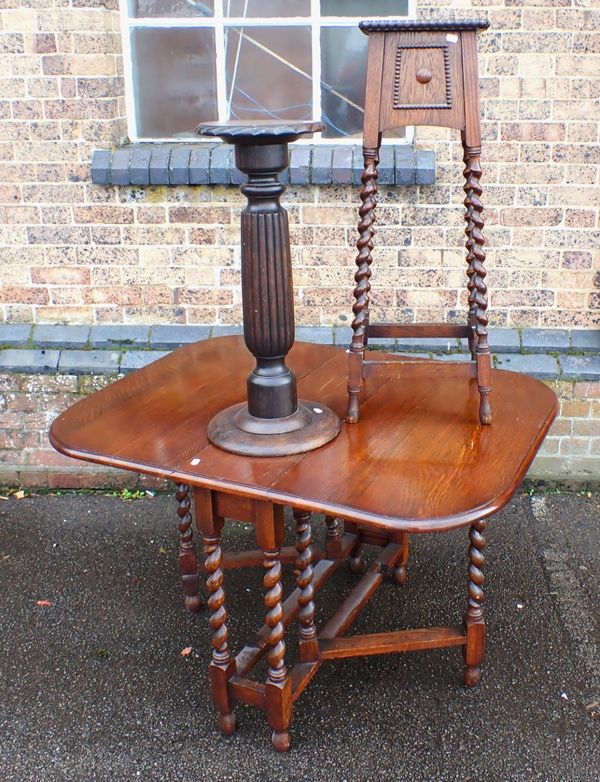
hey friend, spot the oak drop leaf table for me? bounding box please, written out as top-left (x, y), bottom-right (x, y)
top-left (50, 335), bottom-right (557, 751)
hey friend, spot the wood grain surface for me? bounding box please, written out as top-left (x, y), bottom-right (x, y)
top-left (50, 336), bottom-right (558, 532)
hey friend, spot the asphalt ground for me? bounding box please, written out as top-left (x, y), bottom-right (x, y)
top-left (0, 492), bottom-right (598, 782)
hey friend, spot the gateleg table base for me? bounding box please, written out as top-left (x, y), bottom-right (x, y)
top-left (190, 486), bottom-right (482, 752)
top-left (49, 337), bottom-right (558, 752)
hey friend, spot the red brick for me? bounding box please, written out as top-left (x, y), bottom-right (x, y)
top-left (0, 285), bottom-right (48, 304)
top-left (564, 209), bottom-right (595, 228)
top-left (500, 123), bottom-right (565, 142)
top-left (574, 383), bottom-right (600, 399)
top-left (31, 267), bottom-right (90, 285)
top-left (18, 470), bottom-right (50, 489)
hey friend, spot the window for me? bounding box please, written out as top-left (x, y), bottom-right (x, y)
top-left (121, 0), bottom-right (412, 142)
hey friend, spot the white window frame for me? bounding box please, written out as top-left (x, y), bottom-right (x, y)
top-left (119, 0), bottom-right (416, 144)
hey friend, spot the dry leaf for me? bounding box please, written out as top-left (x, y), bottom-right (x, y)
top-left (36, 600), bottom-right (52, 607)
top-left (14, 490), bottom-right (25, 500)
top-left (180, 646), bottom-right (193, 657)
top-left (0, 495), bottom-right (9, 501)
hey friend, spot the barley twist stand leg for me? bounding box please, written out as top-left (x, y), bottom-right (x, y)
top-left (347, 145), bottom-right (379, 423)
top-left (464, 145), bottom-right (492, 425)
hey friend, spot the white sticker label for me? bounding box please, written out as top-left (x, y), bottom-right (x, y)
top-left (446, 33), bottom-right (458, 43)
top-left (190, 458), bottom-right (201, 465)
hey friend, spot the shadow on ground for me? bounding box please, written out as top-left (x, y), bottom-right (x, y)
top-left (0, 492), bottom-right (598, 782)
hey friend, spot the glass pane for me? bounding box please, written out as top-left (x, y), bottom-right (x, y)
top-left (320, 26), bottom-right (365, 138)
top-left (128, 0), bottom-right (214, 17)
top-left (320, 27), bottom-right (404, 139)
top-left (321, 0), bottom-right (408, 16)
top-left (224, 0), bottom-right (309, 16)
top-left (225, 26), bottom-right (312, 123)
top-left (131, 27), bottom-right (217, 139)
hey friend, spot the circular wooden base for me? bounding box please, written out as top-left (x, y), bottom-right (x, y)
top-left (207, 400), bottom-right (341, 457)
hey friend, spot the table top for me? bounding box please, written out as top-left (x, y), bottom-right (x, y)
top-left (50, 337), bottom-right (558, 533)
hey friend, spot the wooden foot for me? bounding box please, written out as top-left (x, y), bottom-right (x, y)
top-left (218, 712), bottom-right (237, 736)
top-left (346, 390), bottom-right (360, 424)
top-left (271, 730), bottom-right (291, 752)
top-left (479, 389), bottom-right (492, 426)
top-left (464, 665), bottom-right (481, 688)
top-left (175, 483), bottom-right (202, 613)
top-left (463, 518), bottom-right (486, 687)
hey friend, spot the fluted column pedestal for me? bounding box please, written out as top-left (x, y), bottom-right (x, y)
top-left (196, 122), bottom-right (340, 457)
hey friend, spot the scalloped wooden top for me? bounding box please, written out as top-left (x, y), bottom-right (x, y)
top-left (50, 337), bottom-right (557, 533)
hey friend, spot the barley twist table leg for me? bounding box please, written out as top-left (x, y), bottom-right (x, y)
top-left (294, 510), bottom-right (317, 662)
top-left (263, 547), bottom-right (292, 751)
top-left (175, 482), bottom-right (201, 613)
top-left (204, 529), bottom-right (236, 735)
top-left (463, 518), bottom-right (487, 687)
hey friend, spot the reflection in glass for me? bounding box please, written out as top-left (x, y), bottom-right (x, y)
top-left (225, 26), bottom-right (312, 123)
top-left (321, 0), bottom-right (408, 16)
top-left (320, 27), bottom-right (404, 139)
top-left (129, 0), bottom-right (214, 17)
top-left (131, 27), bottom-right (217, 138)
top-left (320, 26), bottom-right (365, 138)
top-left (224, 0), bottom-right (309, 17)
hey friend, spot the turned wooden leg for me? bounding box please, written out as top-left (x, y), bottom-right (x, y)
top-left (175, 483), bottom-right (202, 613)
top-left (391, 532), bottom-right (410, 586)
top-left (325, 515), bottom-right (343, 559)
top-left (342, 521), bottom-right (365, 573)
top-left (294, 510), bottom-right (318, 662)
top-left (263, 547), bottom-right (292, 751)
top-left (463, 518), bottom-right (486, 687)
top-left (202, 520), bottom-right (236, 735)
top-left (349, 544), bottom-right (364, 573)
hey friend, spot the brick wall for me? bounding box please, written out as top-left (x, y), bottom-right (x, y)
top-left (0, 0), bottom-right (598, 329)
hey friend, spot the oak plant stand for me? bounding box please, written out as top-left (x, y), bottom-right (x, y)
top-left (347, 19), bottom-right (493, 426)
top-left (49, 19), bottom-right (558, 753)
